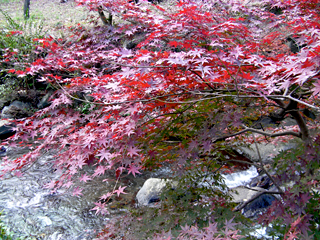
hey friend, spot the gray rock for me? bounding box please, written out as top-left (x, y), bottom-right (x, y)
top-left (37, 92), bottom-right (53, 109)
top-left (38, 215), bottom-right (53, 227)
top-left (251, 117), bottom-right (277, 129)
top-left (0, 119), bottom-right (10, 127)
top-left (1, 100), bottom-right (33, 119)
top-left (0, 149), bottom-right (112, 239)
top-left (243, 194), bottom-right (276, 218)
top-left (136, 178), bottom-right (174, 206)
top-left (230, 186), bottom-right (265, 203)
top-left (236, 138), bottom-right (297, 164)
top-left (249, 175), bottom-right (273, 189)
top-left (230, 186), bottom-right (276, 218)
top-left (0, 144), bottom-right (180, 239)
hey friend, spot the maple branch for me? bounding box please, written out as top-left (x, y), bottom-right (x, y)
top-left (109, 61), bottom-right (170, 69)
top-left (54, 80), bottom-right (192, 106)
top-left (153, 91), bottom-right (316, 106)
top-left (139, 102), bottom-right (197, 128)
top-left (268, 97), bottom-right (310, 141)
top-left (189, 69), bottom-right (215, 91)
top-left (270, 95), bottom-right (320, 112)
top-left (213, 125), bottom-right (301, 143)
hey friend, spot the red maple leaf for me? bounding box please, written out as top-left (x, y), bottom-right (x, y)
top-left (312, 79), bottom-right (320, 96)
top-left (72, 186), bottom-right (83, 197)
top-left (127, 164), bottom-right (141, 177)
top-left (92, 165), bottom-right (107, 177)
top-left (79, 173), bottom-right (92, 183)
top-left (113, 186), bottom-right (127, 197)
top-left (44, 180), bottom-right (57, 189)
top-left (127, 146), bottom-right (140, 157)
top-left (126, 104), bottom-right (140, 115)
top-left (96, 149), bottom-right (111, 161)
top-left (91, 201), bottom-right (109, 215)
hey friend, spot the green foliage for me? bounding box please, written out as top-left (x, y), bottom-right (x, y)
top-left (0, 77), bottom-right (17, 99)
top-left (75, 101), bottom-right (94, 114)
top-left (112, 153), bottom-right (253, 239)
top-left (257, 138), bottom-right (320, 239)
top-left (0, 9), bottom-right (48, 98)
top-left (306, 191), bottom-right (320, 238)
top-left (0, 8), bottom-right (46, 55)
top-left (102, 162), bottom-right (254, 239)
top-left (0, 212), bottom-right (13, 240)
top-left (0, 0), bottom-right (19, 3)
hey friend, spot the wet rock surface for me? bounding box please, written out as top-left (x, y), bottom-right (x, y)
top-left (0, 120), bottom-right (15, 141)
top-left (0, 124), bottom-right (15, 140)
top-left (0, 148), bottom-right (103, 239)
top-left (242, 194), bottom-right (276, 218)
top-left (1, 100), bottom-right (34, 119)
top-left (0, 147), bottom-right (171, 240)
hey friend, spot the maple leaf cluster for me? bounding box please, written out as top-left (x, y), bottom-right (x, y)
top-left (1, 0), bottom-right (320, 238)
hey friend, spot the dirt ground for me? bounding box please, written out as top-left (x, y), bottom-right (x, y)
top-left (0, 0), bottom-right (95, 38)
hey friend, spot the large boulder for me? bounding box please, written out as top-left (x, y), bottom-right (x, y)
top-left (1, 100), bottom-right (33, 119)
top-left (243, 193), bottom-right (276, 219)
top-left (236, 135), bottom-right (297, 164)
top-left (136, 178), bottom-right (174, 206)
top-left (231, 175), bottom-right (278, 219)
top-left (0, 124), bottom-right (16, 140)
top-left (236, 117), bottom-right (299, 164)
top-left (230, 186), bottom-right (265, 203)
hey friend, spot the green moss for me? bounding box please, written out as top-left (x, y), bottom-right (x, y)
top-left (0, 0), bottom-right (20, 3)
top-left (0, 211), bottom-right (13, 240)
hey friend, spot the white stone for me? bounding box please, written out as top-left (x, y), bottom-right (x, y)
top-left (136, 178), bottom-right (172, 206)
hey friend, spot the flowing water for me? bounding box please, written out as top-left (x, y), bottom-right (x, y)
top-left (222, 165), bottom-right (258, 188)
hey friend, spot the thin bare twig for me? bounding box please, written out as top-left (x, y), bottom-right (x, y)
top-left (251, 133), bottom-right (284, 194)
top-left (212, 126), bottom-right (301, 143)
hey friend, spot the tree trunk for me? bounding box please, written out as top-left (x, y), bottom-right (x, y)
top-left (272, 98), bottom-right (310, 142)
top-left (24, 0), bottom-right (30, 20)
top-left (97, 6), bottom-right (112, 25)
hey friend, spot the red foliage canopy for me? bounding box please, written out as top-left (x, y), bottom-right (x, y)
top-left (2, 0), bottom-right (320, 237)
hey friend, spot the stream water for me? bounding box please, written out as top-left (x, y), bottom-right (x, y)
top-left (0, 146), bottom-right (260, 240)
top-left (222, 165), bottom-right (258, 188)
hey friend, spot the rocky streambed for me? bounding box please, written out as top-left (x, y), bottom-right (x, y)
top-left (0, 146), bottom-right (177, 239)
top-left (0, 147), bottom-right (109, 239)
top-left (0, 127), bottom-right (296, 239)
